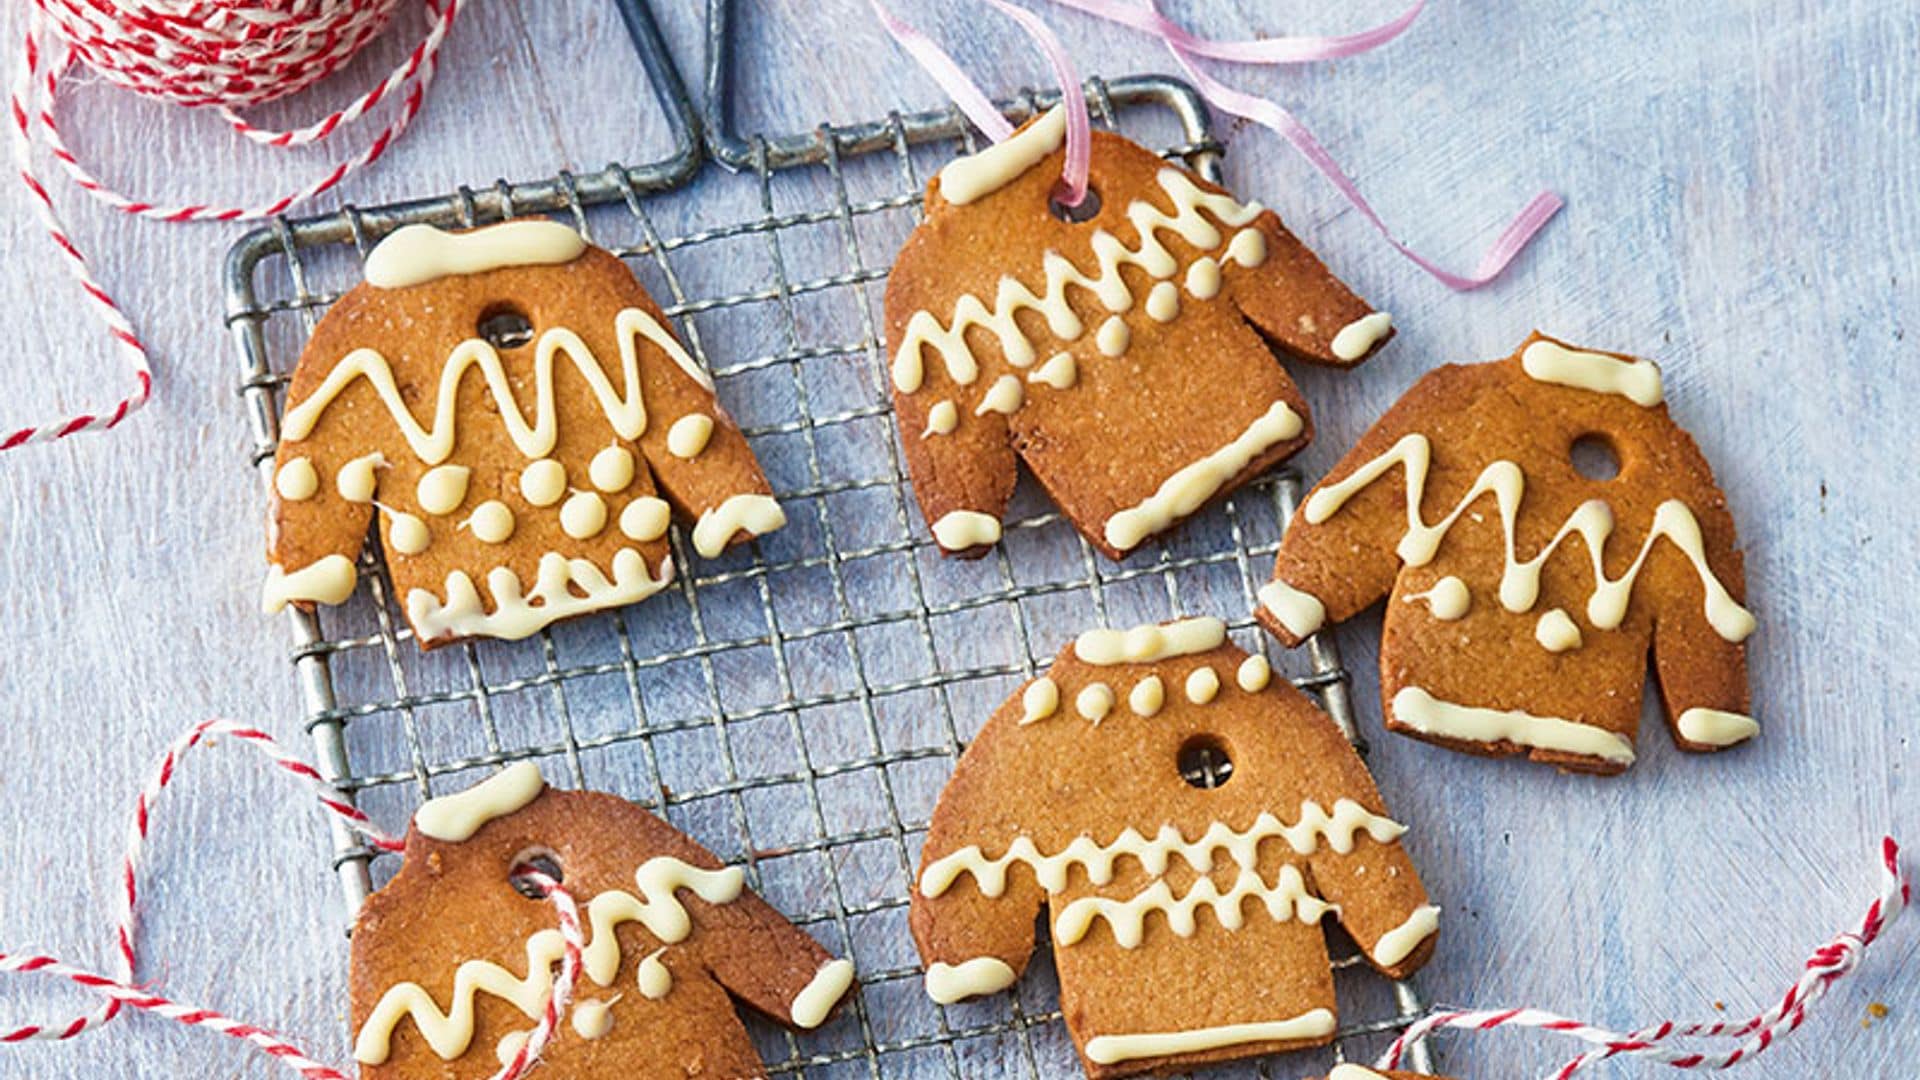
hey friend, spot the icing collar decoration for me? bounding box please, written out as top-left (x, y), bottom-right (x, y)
top-left (364, 221), bottom-right (588, 290)
top-left (1073, 617), bottom-right (1225, 665)
top-left (1521, 339), bottom-right (1663, 406)
top-left (414, 762), bottom-right (546, 843)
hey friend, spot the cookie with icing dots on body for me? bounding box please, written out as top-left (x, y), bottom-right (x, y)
top-left (885, 106), bottom-right (1392, 561)
top-left (910, 617), bottom-right (1438, 1078)
top-left (350, 763), bottom-right (856, 1078)
top-left (1257, 332), bottom-right (1757, 775)
top-left (261, 219), bottom-right (785, 648)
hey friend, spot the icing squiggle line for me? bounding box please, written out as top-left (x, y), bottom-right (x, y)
top-left (405, 549), bottom-right (672, 643)
top-left (1084, 1008), bottom-right (1336, 1065)
top-left (892, 168), bottom-right (1264, 393)
top-left (919, 799), bottom-right (1404, 899)
top-left (1052, 864), bottom-right (1334, 948)
top-left (1305, 433), bottom-right (1755, 643)
top-left (283, 307), bottom-right (711, 466)
top-left (354, 856), bottom-right (745, 1064)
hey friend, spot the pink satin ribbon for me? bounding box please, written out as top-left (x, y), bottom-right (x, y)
top-left (869, 0), bottom-right (1092, 207)
top-left (1053, 0), bottom-right (1562, 289)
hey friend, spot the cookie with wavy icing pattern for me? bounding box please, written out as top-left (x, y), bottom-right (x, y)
top-left (885, 106), bottom-right (1390, 561)
top-left (350, 763), bottom-right (854, 1078)
top-left (261, 219), bottom-right (784, 648)
top-left (910, 617), bottom-right (1437, 1078)
top-left (1258, 332), bottom-right (1756, 775)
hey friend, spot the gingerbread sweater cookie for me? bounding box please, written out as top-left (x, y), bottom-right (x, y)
top-left (911, 617), bottom-right (1438, 1078)
top-left (1320, 1069), bottom-right (1455, 1080)
top-left (885, 106), bottom-right (1391, 560)
top-left (1258, 333), bottom-right (1756, 774)
top-left (261, 220), bottom-right (784, 647)
top-left (351, 763), bottom-right (854, 1078)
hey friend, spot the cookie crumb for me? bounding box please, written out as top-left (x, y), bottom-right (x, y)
top-left (1867, 1002), bottom-right (1888, 1019)
top-left (1713, 1000), bottom-right (1725, 1011)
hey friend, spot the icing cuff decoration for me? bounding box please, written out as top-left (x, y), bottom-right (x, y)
top-left (405, 550), bottom-right (673, 643)
top-left (1392, 686), bottom-right (1636, 765)
top-left (1083, 1008), bottom-right (1337, 1065)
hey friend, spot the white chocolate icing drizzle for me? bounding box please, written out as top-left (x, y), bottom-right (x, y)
top-left (465, 500), bottom-right (515, 544)
top-left (1677, 707), bottom-right (1759, 747)
top-left (1535, 607), bottom-right (1583, 653)
top-left (588, 445), bottom-right (635, 492)
top-left (1104, 400), bottom-right (1303, 552)
top-left (918, 799), bottom-right (1406, 900)
top-left (413, 761), bottom-right (545, 842)
top-left (925, 957), bottom-right (1017, 1004)
top-left (1372, 904), bottom-right (1441, 966)
top-left (930, 510), bottom-right (1001, 551)
top-left (1235, 655), bottom-right (1272, 693)
top-left (975, 374), bottom-right (1024, 416)
top-left (1029, 352), bottom-right (1076, 389)
top-left (1084, 1008), bottom-right (1335, 1065)
top-left (1185, 666), bottom-right (1221, 705)
top-left (892, 168), bottom-right (1265, 394)
top-left (405, 549), bottom-right (672, 643)
top-left (364, 221), bottom-right (587, 289)
top-left (1019, 678), bottom-right (1059, 725)
top-left (635, 947), bottom-right (672, 999)
top-left (519, 459), bottom-right (566, 507)
top-left (560, 492), bottom-right (609, 540)
top-left (691, 494), bottom-right (786, 558)
top-left (570, 997), bottom-right (616, 1040)
top-left (1305, 433), bottom-right (1755, 643)
top-left (923, 400), bottom-right (959, 436)
top-left (790, 959), bottom-right (855, 1029)
top-left (354, 855), bottom-right (746, 1064)
top-left (1075, 683), bottom-right (1115, 723)
top-left (1074, 617), bottom-right (1225, 666)
top-left (1329, 1064), bottom-right (1394, 1080)
top-left (618, 496), bottom-right (671, 543)
top-left (1127, 676), bottom-right (1165, 718)
top-left (1521, 339), bottom-right (1663, 406)
top-left (1257, 579), bottom-right (1326, 639)
top-left (262, 555), bottom-right (357, 614)
top-left (415, 465), bottom-right (470, 516)
top-left (1404, 575), bottom-right (1470, 620)
top-left (283, 308), bottom-right (704, 466)
top-left (936, 104), bottom-right (1069, 205)
top-left (1330, 311), bottom-right (1393, 362)
top-left (1392, 685), bottom-right (1635, 764)
top-left (275, 457), bottom-right (318, 501)
top-left (337, 452), bottom-right (385, 503)
top-left (665, 414), bottom-right (714, 460)
top-left (1052, 864), bottom-right (1333, 949)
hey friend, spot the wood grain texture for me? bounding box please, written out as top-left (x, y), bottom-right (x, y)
top-left (0, 0), bottom-right (1914, 1075)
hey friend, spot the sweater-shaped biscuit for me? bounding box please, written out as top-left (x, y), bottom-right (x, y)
top-left (350, 763), bottom-right (855, 1078)
top-left (1257, 333), bottom-right (1757, 774)
top-left (885, 107), bottom-right (1391, 560)
top-left (1320, 1069), bottom-right (1456, 1080)
top-left (911, 617), bottom-right (1438, 1079)
top-left (261, 220), bottom-right (784, 647)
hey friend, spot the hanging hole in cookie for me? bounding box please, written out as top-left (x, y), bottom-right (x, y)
top-left (477, 303), bottom-right (536, 350)
top-left (1177, 734), bottom-right (1234, 789)
top-left (1570, 433), bottom-right (1621, 481)
top-left (508, 848), bottom-right (564, 899)
top-left (1048, 184), bottom-right (1102, 224)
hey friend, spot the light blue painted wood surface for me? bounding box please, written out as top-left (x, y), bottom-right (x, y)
top-left (0, 0), bottom-right (1913, 1075)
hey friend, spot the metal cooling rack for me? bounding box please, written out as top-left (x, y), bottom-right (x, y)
top-left (221, 1), bottom-right (1436, 1073)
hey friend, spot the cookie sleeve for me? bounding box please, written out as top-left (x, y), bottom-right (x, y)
top-left (892, 332), bottom-right (1019, 559)
top-left (1228, 210), bottom-right (1391, 368)
top-left (690, 892), bottom-right (855, 1031)
top-left (1297, 725), bottom-right (1438, 979)
top-left (1648, 503), bottom-right (1757, 752)
top-left (619, 303), bottom-right (786, 560)
top-left (261, 447), bottom-right (373, 613)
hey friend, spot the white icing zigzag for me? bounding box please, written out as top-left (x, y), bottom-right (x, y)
top-left (1305, 433), bottom-right (1756, 643)
top-left (283, 307), bottom-right (712, 466)
top-left (918, 799), bottom-right (1405, 900)
top-left (354, 856), bottom-right (745, 1064)
top-left (1052, 864), bottom-right (1334, 948)
top-left (891, 168), bottom-right (1265, 394)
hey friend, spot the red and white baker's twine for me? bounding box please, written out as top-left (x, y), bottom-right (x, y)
top-left (1380, 836), bottom-right (1909, 1077)
top-left (0, 718), bottom-right (583, 1080)
top-left (5, 0), bottom-right (463, 452)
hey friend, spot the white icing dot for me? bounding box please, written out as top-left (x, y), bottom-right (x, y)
top-left (561, 491), bottom-right (609, 540)
top-left (1236, 655), bottom-right (1272, 693)
top-left (336, 453), bottom-right (384, 503)
top-left (1029, 352), bottom-right (1077, 390)
top-left (1020, 678), bottom-right (1059, 725)
top-left (1145, 281), bottom-right (1180, 322)
top-left (467, 500), bottom-right (515, 544)
top-left (495, 1030), bottom-right (531, 1068)
top-left (1128, 675), bottom-right (1165, 717)
top-left (1185, 256), bottom-right (1222, 299)
top-left (571, 998), bottom-right (617, 1039)
top-left (1096, 316), bottom-right (1131, 357)
top-left (1226, 227), bottom-right (1268, 268)
top-left (637, 947), bottom-right (672, 1000)
top-left (520, 459), bottom-right (567, 507)
top-left (275, 458), bottom-right (318, 501)
top-left (387, 511), bottom-right (430, 556)
top-left (1535, 608), bottom-right (1584, 653)
top-left (1076, 683), bottom-right (1115, 723)
top-left (924, 400), bottom-right (959, 437)
top-left (975, 375), bottom-right (1023, 416)
top-left (1185, 666), bottom-right (1221, 704)
top-left (619, 496), bottom-right (672, 543)
top-left (665, 415), bottom-right (714, 461)
top-left (415, 464), bottom-right (470, 516)
top-left (589, 445), bottom-right (636, 493)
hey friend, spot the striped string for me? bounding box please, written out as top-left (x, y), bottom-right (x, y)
top-left (0, 718), bottom-right (582, 1080)
top-left (4, 0), bottom-right (462, 453)
top-left (1380, 837), bottom-right (1908, 1077)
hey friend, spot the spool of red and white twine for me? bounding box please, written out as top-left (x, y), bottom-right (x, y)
top-left (5, 0), bottom-right (464, 453)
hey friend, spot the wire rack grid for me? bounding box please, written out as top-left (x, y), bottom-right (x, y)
top-left (223, 24), bottom-right (1436, 1080)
